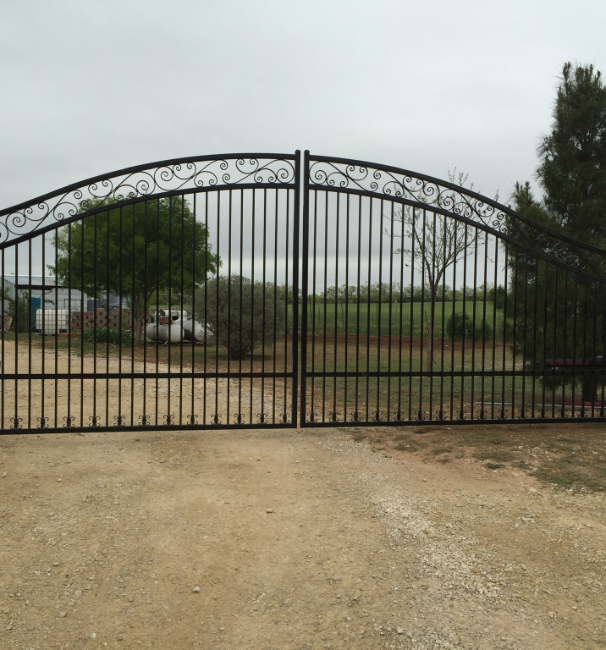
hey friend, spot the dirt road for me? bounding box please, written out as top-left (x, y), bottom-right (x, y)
top-left (1, 426), bottom-right (605, 649)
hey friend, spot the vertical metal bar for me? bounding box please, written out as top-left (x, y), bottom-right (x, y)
top-left (571, 274), bottom-right (579, 415)
top-left (80, 217), bottom-right (85, 427)
top-left (321, 190), bottom-right (329, 423)
top-left (450, 219), bottom-right (458, 420)
top-left (105, 207), bottom-right (110, 427)
top-left (143, 200), bottom-right (149, 426)
top-left (202, 192), bottom-right (209, 425)
top-left (28, 236), bottom-right (33, 429)
top-left (54, 228), bottom-right (59, 429)
top-left (290, 157), bottom-right (300, 426)
top-left (490, 235), bottom-right (499, 419)
top-left (167, 196), bottom-right (173, 425)
top-left (261, 188), bottom-right (267, 423)
top-left (299, 151), bottom-right (309, 427)
top-left (333, 192), bottom-right (340, 422)
top-left (551, 264), bottom-right (559, 419)
top-left (501, 242), bottom-right (509, 418)
top-left (179, 196), bottom-right (185, 426)
top-left (272, 188), bottom-right (279, 424)
top-left (460, 224), bottom-right (468, 420)
top-left (387, 201), bottom-right (395, 420)
top-left (397, 202), bottom-right (405, 421)
top-left (226, 190), bottom-right (233, 425)
top-left (248, 190), bottom-right (254, 423)
top-left (419, 209), bottom-right (427, 420)
top-left (591, 279), bottom-right (598, 417)
top-left (581, 276), bottom-right (589, 417)
top-left (118, 205), bottom-right (123, 427)
top-left (408, 207), bottom-right (416, 422)
top-left (92, 213), bottom-right (98, 426)
top-left (469, 225), bottom-right (479, 420)
top-left (355, 195), bottom-right (363, 422)
top-left (427, 210), bottom-right (436, 420)
top-left (238, 189), bottom-right (244, 423)
top-left (365, 198), bottom-right (373, 422)
top-left (155, 199), bottom-right (160, 427)
top-left (529, 254), bottom-right (540, 417)
top-left (14, 242), bottom-right (19, 429)
top-left (310, 188), bottom-right (319, 423)
top-left (344, 193), bottom-right (351, 420)
top-left (480, 229), bottom-right (489, 418)
top-left (561, 269), bottom-right (570, 417)
top-left (439, 212), bottom-right (447, 420)
top-left (510, 248), bottom-right (520, 418)
top-left (376, 198), bottom-right (384, 422)
top-left (190, 193), bottom-right (197, 425)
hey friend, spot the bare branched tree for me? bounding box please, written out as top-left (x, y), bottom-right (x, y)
top-left (386, 171), bottom-right (490, 371)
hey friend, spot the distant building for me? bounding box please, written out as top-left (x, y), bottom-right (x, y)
top-left (0, 275), bottom-right (88, 321)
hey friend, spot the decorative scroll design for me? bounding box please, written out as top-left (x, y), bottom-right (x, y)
top-left (308, 157), bottom-right (606, 275)
top-left (0, 155), bottom-right (296, 245)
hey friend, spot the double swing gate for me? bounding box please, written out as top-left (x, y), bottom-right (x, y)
top-left (2, 151), bottom-right (606, 434)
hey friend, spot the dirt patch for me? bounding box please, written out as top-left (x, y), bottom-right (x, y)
top-left (1, 426), bottom-right (605, 649)
top-left (349, 423), bottom-right (606, 494)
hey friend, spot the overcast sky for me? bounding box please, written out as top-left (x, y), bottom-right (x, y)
top-left (1, 0), bottom-right (605, 212)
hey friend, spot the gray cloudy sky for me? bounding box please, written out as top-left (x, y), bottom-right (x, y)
top-left (1, 0), bottom-right (605, 210)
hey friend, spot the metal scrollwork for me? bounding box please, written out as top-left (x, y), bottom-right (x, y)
top-left (187, 414), bottom-right (199, 425)
top-left (89, 415), bottom-right (101, 427)
top-left (163, 414), bottom-right (175, 426)
top-left (37, 416), bottom-right (49, 429)
top-left (114, 415), bottom-right (126, 427)
top-left (139, 414), bottom-right (150, 426)
top-left (308, 156), bottom-right (606, 275)
top-left (0, 155), bottom-right (296, 246)
top-left (211, 414), bottom-right (222, 425)
top-left (63, 416), bottom-right (75, 428)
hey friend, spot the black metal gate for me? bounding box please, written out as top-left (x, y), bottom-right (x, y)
top-left (2, 150), bottom-right (606, 434)
top-left (0, 154), bottom-right (300, 432)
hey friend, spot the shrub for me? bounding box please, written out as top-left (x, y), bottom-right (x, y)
top-left (82, 326), bottom-right (132, 346)
top-left (446, 312), bottom-right (493, 342)
top-left (0, 290), bottom-right (35, 333)
top-left (195, 274), bottom-right (286, 360)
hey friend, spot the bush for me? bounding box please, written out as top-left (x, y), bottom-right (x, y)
top-left (82, 326), bottom-right (132, 346)
top-left (446, 312), bottom-right (493, 342)
top-left (0, 290), bottom-right (35, 333)
top-left (195, 274), bottom-right (286, 360)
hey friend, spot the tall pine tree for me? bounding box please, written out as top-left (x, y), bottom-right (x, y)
top-left (509, 63), bottom-right (606, 404)
top-left (535, 62), bottom-right (606, 247)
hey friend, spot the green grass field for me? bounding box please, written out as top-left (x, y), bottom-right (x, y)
top-left (290, 300), bottom-right (505, 340)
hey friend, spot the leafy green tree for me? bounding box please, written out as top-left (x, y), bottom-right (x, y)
top-left (195, 274), bottom-right (286, 360)
top-left (52, 196), bottom-right (219, 345)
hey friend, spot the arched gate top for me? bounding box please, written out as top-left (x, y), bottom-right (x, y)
top-left (307, 152), bottom-right (606, 277)
top-left (0, 152), bottom-right (298, 247)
